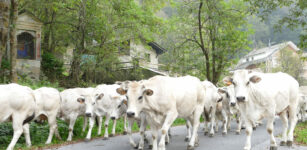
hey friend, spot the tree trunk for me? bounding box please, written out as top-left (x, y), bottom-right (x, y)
top-left (10, 0), bottom-right (18, 83)
top-left (0, 0), bottom-right (10, 69)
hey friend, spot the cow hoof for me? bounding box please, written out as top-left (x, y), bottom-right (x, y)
top-left (194, 142), bottom-right (199, 147)
top-left (269, 146), bottom-right (277, 150)
top-left (187, 145), bottom-right (194, 150)
top-left (236, 131), bottom-right (240, 135)
top-left (134, 143), bottom-right (139, 149)
top-left (222, 132), bottom-right (227, 136)
top-left (103, 137), bottom-right (109, 140)
top-left (148, 145), bottom-right (153, 149)
top-left (286, 141), bottom-right (292, 146)
top-left (110, 134), bottom-right (114, 137)
top-left (209, 133), bottom-right (214, 137)
top-left (84, 138), bottom-right (90, 142)
top-left (123, 131), bottom-right (127, 135)
top-left (204, 131), bottom-right (208, 135)
top-left (184, 137), bottom-right (190, 142)
top-left (253, 127), bottom-right (256, 130)
top-left (138, 147), bottom-right (143, 150)
top-left (280, 141), bottom-right (286, 146)
top-left (241, 126), bottom-right (246, 129)
top-left (165, 141), bottom-right (169, 145)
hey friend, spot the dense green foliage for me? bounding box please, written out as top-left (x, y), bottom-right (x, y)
top-left (294, 121), bottom-right (307, 145)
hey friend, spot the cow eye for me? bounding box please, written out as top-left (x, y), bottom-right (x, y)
top-left (126, 96), bottom-right (129, 100)
top-left (138, 96), bottom-right (143, 100)
top-left (92, 102), bottom-right (95, 105)
top-left (117, 104), bottom-right (121, 108)
top-left (246, 81), bottom-right (250, 86)
top-left (232, 82), bottom-right (236, 86)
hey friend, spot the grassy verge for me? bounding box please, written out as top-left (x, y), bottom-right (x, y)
top-left (294, 121), bottom-right (307, 145)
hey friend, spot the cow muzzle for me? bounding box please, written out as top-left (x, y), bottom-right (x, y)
top-left (127, 112), bottom-right (135, 118)
top-left (230, 102), bottom-right (236, 107)
top-left (85, 113), bottom-right (92, 117)
top-left (236, 96), bottom-right (246, 102)
top-left (111, 117), bottom-right (116, 120)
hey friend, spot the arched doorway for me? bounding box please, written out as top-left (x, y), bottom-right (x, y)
top-left (17, 32), bottom-right (35, 59)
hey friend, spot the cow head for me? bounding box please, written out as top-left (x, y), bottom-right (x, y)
top-left (109, 95), bottom-right (127, 120)
top-left (218, 85), bottom-right (236, 107)
top-left (204, 81), bottom-right (222, 104)
top-left (223, 70), bottom-right (262, 103)
top-left (77, 94), bottom-right (100, 117)
top-left (116, 81), bottom-right (153, 118)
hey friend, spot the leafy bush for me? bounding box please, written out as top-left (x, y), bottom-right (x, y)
top-left (41, 52), bottom-right (64, 82)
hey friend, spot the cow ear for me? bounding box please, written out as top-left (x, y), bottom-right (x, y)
top-left (218, 88), bottom-right (226, 94)
top-left (144, 89), bottom-right (153, 96)
top-left (97, 93), bottom-right (104, 100)
top-left (250, 75), bottom-right (261, 83)
top-left (116, 88), bottom-right (127, 95)
top-left (77, 97), bottom-right (85, 104)
top-left (223, 76), bottom-right (233, 86)
top-left (123, 99), bottom-right (127, 105)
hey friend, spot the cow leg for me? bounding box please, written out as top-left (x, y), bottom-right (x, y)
top-left (151, 128), bottom-right (159, 150)
top-left (185, 120), bottom-right (192, 142)
top-left (7, 115), bottom-right (24, 150)
top-left (110, 119), bottom-right (116, 137)
top-left (128, 119), bottom-right (137, 148)
top-left (222, 111), bottom-right (228, 135)
top-left (85, 116), bottom-right (95, 141)
top-left (287, 105), bottom-right (298, 146)
top-left (209, 108), bottom-right (216, 137)
top-left (227, 115), bottom-right (231, 131)
top-left (236, 114), bottom-right (242, 135)
top-left (138, 117), bottom-right (147, 150)
top-left (97, 116), bottom-right (103, 135)
top-left (82, 116), bottom-right (88, 132)
top-left (104, 115), bottom-right (110, 140)
top-left (188, 106), bottom-right (203, 149)
top-left (279, 111), bottom-right (288, 146)
top-left (46, 113), bottom-right (57, 144)
top-left (123, 114), bottom-right (128, 135)
top-left (158, 111), bottom-right (178, 150)
top-left (243, 120), bottom-right (253, 150)
top-left (23, 123), bottom-right (31, 147)
top-left (267, 117), bottom-right (277, 149)
top-left (67, 116), bottom-right (77, 141)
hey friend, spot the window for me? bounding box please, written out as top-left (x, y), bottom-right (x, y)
top-left (246, 58), bottom-right (249, 62)
top-left (145, 53), bottom-right (150, 62)
top-left (118, 40), bottom-right (130, 56)
top-left (17, 32), bottom-right (35, 59)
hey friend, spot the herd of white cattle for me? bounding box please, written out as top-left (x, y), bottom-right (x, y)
top-left (1, 69), bottom-right (307, 150)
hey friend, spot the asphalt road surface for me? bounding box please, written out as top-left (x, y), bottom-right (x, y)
top-left (52, 119), bottom-right (307, 150)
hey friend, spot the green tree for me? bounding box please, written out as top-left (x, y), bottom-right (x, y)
top-left (160, 0), bottom-right (251, 84)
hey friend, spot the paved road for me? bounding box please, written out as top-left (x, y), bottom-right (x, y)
top-left (52, 119), bottom-right (306, 150)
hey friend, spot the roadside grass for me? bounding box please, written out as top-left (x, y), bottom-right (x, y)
top-left (294, 121), bottom-right (307, 145)
top-left (0, 116), bottom-right (188, 150)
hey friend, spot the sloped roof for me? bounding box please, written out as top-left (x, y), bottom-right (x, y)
top-left (148, 42), bottom-right (167, 55)
top-left (245, 41), bottom-right (299, 58)
top-left (235, 41), bottom-right (300, 70)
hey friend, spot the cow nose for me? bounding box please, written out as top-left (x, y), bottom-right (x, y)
top-left (236, 96), bottom-right (245, 102)
top-left (85, 113), bottom-right (92, 117)
top-left (127, 112), bottom-right (135, 118)
top-left (230, 102), bottom-right (236, 107)
top-left (111, 117), bottom-right (116, 120)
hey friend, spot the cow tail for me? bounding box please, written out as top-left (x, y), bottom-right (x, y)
top-left (95, 116), bottom-right (99, 126)
top-left (23, 112), bottom-right (35, 125)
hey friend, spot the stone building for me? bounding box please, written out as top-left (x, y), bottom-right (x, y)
top-left (15, 11), bottom-right (42, 80)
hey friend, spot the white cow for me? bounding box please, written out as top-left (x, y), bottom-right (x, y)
top-left (202, 81), bottom-right (223, 137)
top-left (298, 93), bottom-right (307, 122)
top-left (92, 84), bottom-right (128, 140)
top-left (116, 75), bottom-right (206, 150)
top-left (33, 87), bottom-right (62, 144)
top-left (116, 81), bottom-right (154, 150)
top-left (224, 70), bottom-right (299, 150)
top-left (218, 85), bottom-right (243, 134)
top-left (0, 83), bottom-right (36, 150)
top-left (59, 87), bottom-right (95, 141)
